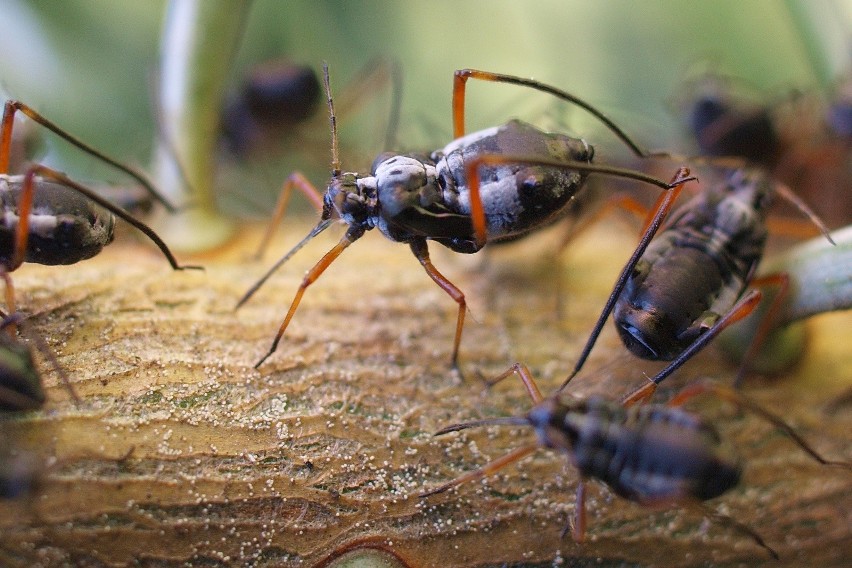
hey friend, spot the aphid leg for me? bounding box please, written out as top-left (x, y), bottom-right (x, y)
top-left (556, 193), bottom-right (648, 252)
top-left (1, 100), bottom-right (177, 211)
top-left (484, 363), bottom-right (544, 404)
top-left (21, 166), bottom-right (202, 271)
top-left (254, 229), bottom-right (360, 369)
top-left (766, 216), bottom-right (828, 240)
top-left (0, 272), bottom-right (18, 332)
top-left (0, 101), bottom-right (17, 173)
top-left (1, 157), bottom-right (35, 325)
top-left (451, 70), bottom-right (471, 139)
top-left (418, 444), bottom-right (538, 498)
top-left (464, 154), bottom-right (694, 247)
top-left (452, 69), bottom-right (654, 158)
top-left (562, 478), bottom-right (588, 543)
top-left (8, 166), bottom-right (36, 271)
top-left (733, 273), bottom-right (789, 386)
top-left (408, 238), bottom-right (467, 372)
top-left (772, 181), bottom-right (835, 245)
top-left (553, 194), bottom-right (656, 317)
top-left (682, 502), bottom-right (779, 559)
top-left (253, 172), bottom-right (325, 260)
top-left (667, 381), bottom-right (851, 468)
top-left (621, 290), bottom-right (763, 406)
top-left (559, 170), bottom-right (690, 391)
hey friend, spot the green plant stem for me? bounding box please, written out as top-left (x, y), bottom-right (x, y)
top-left (718, 225), bottom-right (852, 370)
top-left (153, 0), bottom-right (252, 252)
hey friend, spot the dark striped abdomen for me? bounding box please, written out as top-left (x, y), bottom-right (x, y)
top-left (568, 398), bottom-right (741, 503)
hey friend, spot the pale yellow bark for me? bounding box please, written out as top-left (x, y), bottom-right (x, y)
top-left (1, 220), bottom-right (849, 567)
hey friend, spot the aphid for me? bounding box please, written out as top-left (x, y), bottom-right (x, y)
top-left (0, 100), bottom-right (201, 314)
top-left (0, 311), bottom-right (78, 411)
top-left (681, 74), bottom-right (781, 165)
top-left (221, 58), bottom-right (402, 161)
top-left (0, 445), bottom-right (135, 502)
top-left (0, 313), bottom-right (44, 411)
top-left (0, 449), bottom-right (41, 500)
top-left (421, 365), bottom-right (850, 559)
top-left (560, 165), bottom-right (834, 394)
top-left (680, 72), bottom-right (851, 227)
top-left (239, 65), bottom-right (695, 370)
top-left (221, 60), bottom-right (323, 158)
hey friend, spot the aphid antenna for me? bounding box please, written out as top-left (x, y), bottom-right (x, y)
top-left (433, 416), bottom-right (529, 436)
top-left (558, 168), bottom-right (691, 391)
top-left (455, 69), bottom-right (653, 159)
top-left (322, 62), bottom-right (341, 177)
top-left (773, 180), bottom-right (835, 245)
top-left (237, 64), bottom-right (347, 311)
top-left (235, 218), bottom-right (333, 309)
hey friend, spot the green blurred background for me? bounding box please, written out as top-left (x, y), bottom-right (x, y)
top-left (1, 0), bottom-right (849, 213)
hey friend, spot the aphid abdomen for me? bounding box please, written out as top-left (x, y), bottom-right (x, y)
top-left (436, 120), bottom-right (592, 241)
top-left (613, 178), bottom-right (768, 361)
top-left (0, 177), bottom-right (115, 265)
top-left (615, 241), bottom-right (726, 360)
top-left (570, 400), bottom-right (741, 503)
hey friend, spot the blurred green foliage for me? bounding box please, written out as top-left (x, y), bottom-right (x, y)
top-left (1, 0), bottom-right (849, 204)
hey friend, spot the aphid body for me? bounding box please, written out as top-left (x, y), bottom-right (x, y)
top-left (245, 67), bottom-right (692, 369)
top-left (530, 394), bottom-right (740, 503)
top-left (326, 119), bottom-right (593, 254)
top-left (614, 167), bottom-right (769, 360)
top-left (221, 60), bottom-right (321, 157)
top-left (0, 175), bottom-right (115, 266)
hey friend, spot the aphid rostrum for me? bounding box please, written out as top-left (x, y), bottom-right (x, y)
top-left (0, 100), bottom-right (201, 313)
top-left (560, 165), bottom-right (835, 395)
top-left (239, 65), bottom-right (695, 370)
top-left (421, 364), bottom-right (850, 558)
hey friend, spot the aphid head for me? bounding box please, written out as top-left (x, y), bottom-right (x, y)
top-left (323, 172), bottom-right (372, 228)
top-left (526, 398), bottom-right (579, 451)
top-left (615, 304), bottom-right (681, 361)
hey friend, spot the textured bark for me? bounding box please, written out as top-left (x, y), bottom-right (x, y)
top-left (0, 220), bottom-right (849, 567)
